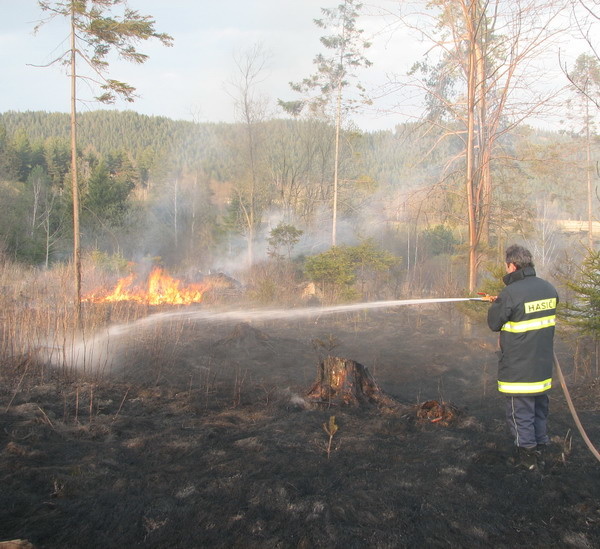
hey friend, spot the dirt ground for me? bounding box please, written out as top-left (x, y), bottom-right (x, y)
top-left (1, 304), bottom-right (600, 548)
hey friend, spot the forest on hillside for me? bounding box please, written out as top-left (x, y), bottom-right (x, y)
top-left (0, 110), bottom-right (595, 284)
top-left (0, 0), bottom-right (598, 304)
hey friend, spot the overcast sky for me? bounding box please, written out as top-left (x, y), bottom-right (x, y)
top-left (0, 1), bottom-right (591, 133)
top-left (0, 0), bottom-right (422, 131)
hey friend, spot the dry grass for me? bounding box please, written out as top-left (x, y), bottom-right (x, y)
top-left (244, 260), bottom-right (303, 305)
top-left (0, 258), bottom-right (199, 394)
top-left (0, 260), bottom-right (72, 382)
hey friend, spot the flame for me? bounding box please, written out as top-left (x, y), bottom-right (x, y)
top-left (84, 268), bottom-right (206, 305)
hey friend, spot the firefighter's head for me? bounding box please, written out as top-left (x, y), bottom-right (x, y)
top-left (505, 244), bottom-right (533, 272)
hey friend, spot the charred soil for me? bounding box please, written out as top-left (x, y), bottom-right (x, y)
top-left (1, 306), bottom-right (600, 548)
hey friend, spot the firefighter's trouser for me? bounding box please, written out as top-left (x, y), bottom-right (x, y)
top-left (505, 394), bottom-right (550, 448)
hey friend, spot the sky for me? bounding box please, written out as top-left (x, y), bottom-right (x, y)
top-left (0, 1), bottom-right (593, 133)
top-left (0, 0), bottom-right (424, 132)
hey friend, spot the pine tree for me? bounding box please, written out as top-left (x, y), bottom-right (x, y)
top-left (34, 0), bottom-right (172, 325)
top-left (561, 250), bottom-right (600, 338)
top-left (560, 250), bottom-right (600, 376)
top-left (281, 0), bottom-right (371, 246)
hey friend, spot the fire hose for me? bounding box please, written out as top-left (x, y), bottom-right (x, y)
top-left (554, 352), bottom-right (600, 463)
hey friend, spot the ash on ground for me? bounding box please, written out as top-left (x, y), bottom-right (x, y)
top-left (1, 307), bottom-right (600, 548)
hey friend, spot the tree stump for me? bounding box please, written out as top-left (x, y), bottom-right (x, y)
top-left (306, 356), bottom-right (398, 409)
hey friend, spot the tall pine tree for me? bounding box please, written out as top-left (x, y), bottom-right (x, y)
top-left (281, 0), bottom-right (371, 246)
top-left (34, 0), bottom-right (172, 325)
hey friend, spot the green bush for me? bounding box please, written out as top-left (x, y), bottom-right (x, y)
top-left (304, 239), bottom-right (400, 302)
top-left (88, 250), bottom-right (131, 274)
top-left (267, 223), bottom-right (303, 260)
top-left (421, 224), bottom-right (458, 256)
top-left (560, 249), bottom-right (600, 338)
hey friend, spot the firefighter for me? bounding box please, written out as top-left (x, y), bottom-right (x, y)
top-left (485, 244), bottom-right (559, 471)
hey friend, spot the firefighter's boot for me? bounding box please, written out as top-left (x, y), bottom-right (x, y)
top-left (536, 444), bottom-right (547, 471)
top-left (517, 446), bottom-right (539, 471)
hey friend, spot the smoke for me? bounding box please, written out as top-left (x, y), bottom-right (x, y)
top-left (119, 141), bottom-right (407, 284)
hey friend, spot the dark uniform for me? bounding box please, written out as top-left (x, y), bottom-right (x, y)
top-left (487, 265), bottom-right (559, 449)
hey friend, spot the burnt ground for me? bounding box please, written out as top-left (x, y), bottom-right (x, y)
top-left (1, 305), bottom-right (600, 548)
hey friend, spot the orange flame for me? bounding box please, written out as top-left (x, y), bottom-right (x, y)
top-left (84, 268), bottom-right (206, 305)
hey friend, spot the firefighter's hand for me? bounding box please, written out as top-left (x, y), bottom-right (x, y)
top-left (478, 292), bottom-right (497, 302)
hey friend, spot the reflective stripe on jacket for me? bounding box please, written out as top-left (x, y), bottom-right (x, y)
top-left (501, 314), bottom-right (556, 333)
top-left (497, 378), bottom-right (552, 394)
top-left (487, 266), bottom-right (558, 396)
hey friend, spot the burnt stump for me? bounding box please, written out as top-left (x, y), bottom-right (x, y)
top-left (306, 356), bottom-right (398, 409)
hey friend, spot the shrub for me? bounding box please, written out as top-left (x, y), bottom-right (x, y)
top-left (304, 240), bottom-right (400, 302)
top-left (553, 250), bottom-right (600, 378)
top-left (560, 250), bottom-right (600, 338)
top-left (267, 223), bottom-right (303, 260)
top-left (421, 224), bottom-right (458, 256)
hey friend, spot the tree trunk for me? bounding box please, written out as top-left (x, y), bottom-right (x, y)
top-left (307, 356), bottom-right (398, 409)
top-left (173, 176), bottom-right (179, 248)
top-left (332, 79), bottom-right (342, 247)
top-left (466, 29), bottom-right (478, 293)
top-left (70, 6), bottom-right (82, 328)
top-left (586, 99), bottom-right (593, 251)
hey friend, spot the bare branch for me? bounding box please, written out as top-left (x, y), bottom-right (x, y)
top-left (26, 51), bottom-right (70, 68)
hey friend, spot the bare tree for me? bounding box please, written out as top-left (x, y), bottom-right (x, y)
top-left (228, 44), bottom-right (271, 266)
top-left (569, 0), bottom-right (600, 82)
top-left (525, 200), bottom-right (561, 276)
top-left (565, 53), bottom-right (600, 250)
top-left (390, 0), bottom-right (568, 290)
top-left (264, 118), bottom-right (336, 226)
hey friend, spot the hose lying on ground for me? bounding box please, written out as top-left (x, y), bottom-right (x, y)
top-left (554, 352), bottom-right (600, 463)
